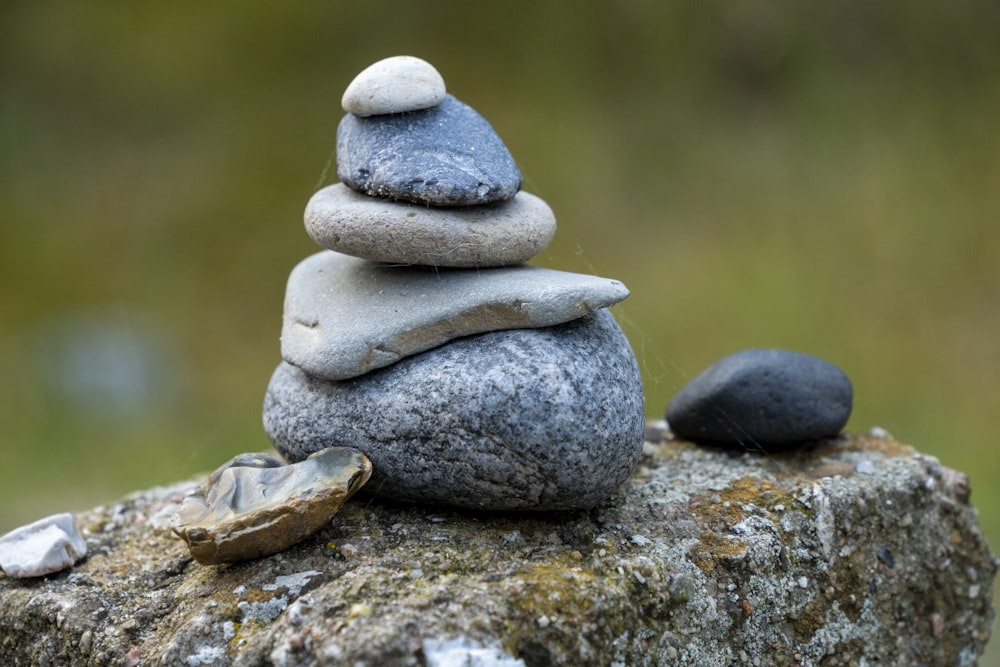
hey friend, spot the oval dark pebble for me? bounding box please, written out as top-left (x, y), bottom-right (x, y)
top-left (666, 348), bottom-right (853, 448)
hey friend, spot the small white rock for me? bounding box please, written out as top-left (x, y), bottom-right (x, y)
top-left (0, 512), bottom-right (87, 578)
top-left (855, 459), bottom-right (878, 475)
top-left (422, 637), bottom-right (526, 667)
top-left (342, 55), bottom-right (446, 116)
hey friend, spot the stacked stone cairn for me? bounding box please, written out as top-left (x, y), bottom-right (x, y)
top-left (263, 56), bottom-right (645, 511)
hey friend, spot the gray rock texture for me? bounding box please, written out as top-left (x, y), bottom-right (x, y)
top-left (667, 348), bottom-right (853, 447)
top-left (1, 430), bottom-right (993, 666)
top-left (337, 94), bottom-right (522, 206)
top-left (266, 309), bottom-right (646, 511)
top-left (280, 250), bottom-right (630, 381)
top-left (304, 184), bottom-right (556, 267)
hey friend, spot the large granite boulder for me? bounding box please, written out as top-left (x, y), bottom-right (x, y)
top-left (0, 430), bottom-right (994, 666)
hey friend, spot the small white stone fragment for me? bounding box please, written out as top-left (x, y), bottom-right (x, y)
top-left (342, 55), bottom-right (446, 116)
top-left (262, 570), bottom-right (322, 596)
top-left (868, 426), bottom-right (891, 438)
top-left (0, 512), bottom-right (87, 578)
top-left (423, 637), bottom-right (526, 667)
top-left (855, 459), bottom-right (878, 475)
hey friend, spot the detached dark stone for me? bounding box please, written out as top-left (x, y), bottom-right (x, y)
top-left (337, 94), bottom-right (522, 206)
top-left (666, 348), bottom-right (853, 447)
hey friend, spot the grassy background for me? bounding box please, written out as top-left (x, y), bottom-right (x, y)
top-left (2, 1), bottom-right (998, 659)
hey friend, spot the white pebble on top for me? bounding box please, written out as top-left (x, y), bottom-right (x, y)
top-left (342, 55), bottom-right (446, 116)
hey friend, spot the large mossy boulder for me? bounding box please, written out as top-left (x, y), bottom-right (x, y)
top-left (0, 429), bottom-right (995, 666)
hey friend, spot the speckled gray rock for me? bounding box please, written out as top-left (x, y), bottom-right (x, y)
top-left (1, 431), bottom-right (993, 666)
top-left (280, 250), bottom-right (630, 381)
top-left (667, 348), bottom-right (853, 447)
top-left (342, 55), bottom-right (446, 116)
top-left (304, 184), bottom-right (556, 267)
top-left (266, 309), bottom-right (645, 511)
top-left (337, 94), bottom-right (522, 206)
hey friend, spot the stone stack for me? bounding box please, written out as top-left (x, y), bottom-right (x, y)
top-left (263, 56), bottom-right (645, 511)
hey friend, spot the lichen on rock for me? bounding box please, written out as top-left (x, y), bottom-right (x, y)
top-left (0, 430), bottom-right (995, 666)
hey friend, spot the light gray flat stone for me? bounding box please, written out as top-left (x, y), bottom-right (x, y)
top-left (0, 512), bottom-right (87, 579)
top-left (304, 184), bottom-right (556, 267)
top-left (266, 309), bottom-right (646, 511)
top-left (342, 55), bottom-right (446, 116)
top-left (280, 250), bottom-right (630, 380)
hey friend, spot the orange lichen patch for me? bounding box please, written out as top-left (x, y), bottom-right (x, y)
top-left (506, 560), bottom-right (601, 620)
top-left (689, 530), bottom-right (748, 572)
top-left (689, 476), bottom-right (798, 531)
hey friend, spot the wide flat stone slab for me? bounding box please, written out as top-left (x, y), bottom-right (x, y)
top-left (304, 184), bottom-right (556, 267)
top-left (1, 432), bottom-right (993, 665)
top-left (337, 94), bottom-right (522, 206)
top-left (280, 250), bottom-right (630, 381)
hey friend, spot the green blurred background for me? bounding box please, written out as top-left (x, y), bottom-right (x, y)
top-left (2, 0), bottom-right (998, 658)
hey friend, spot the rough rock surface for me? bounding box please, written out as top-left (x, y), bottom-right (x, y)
top-left (266, 309), bottom-right (645, 511)
top-left (0, 431), bottom-right (994, 666)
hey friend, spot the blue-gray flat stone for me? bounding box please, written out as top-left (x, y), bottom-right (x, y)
top-left (341, 56), bottom-right (446, 116)
top-left (280, 250), bottom-right (630, 381)
top-left (337, 94), bottom-right (522, 206)
top-left (264, 309), bottom-right (645, 511)
top-left (666, 349), bottom-right (853, 448)
top-left (304, 184), bottom-right (555, 267)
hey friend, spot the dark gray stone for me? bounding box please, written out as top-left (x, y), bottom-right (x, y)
top-left (337, 94), bottom-right (522, 206)
top-left (264, 309), bottom-right (645, 511)
top-left (666, 348), bottom-right (853, 447)
top-left (280, 250), bottom-right (629, 381)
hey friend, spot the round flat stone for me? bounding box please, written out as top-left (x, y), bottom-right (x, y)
top-left (172, 447), bottom-right (371, 565)
top-left (304, 183), bottom-right (555, 267)
top-left (666, 349), bottom-right (853, 448)
top-left (337, 94), bottom-right (522, 206)
top-left (264, 309), bottom-right (645, 511)
top-left (342, 55), bottom-right (446, 116)
top-left (280, 250), bottom-right (630, 381)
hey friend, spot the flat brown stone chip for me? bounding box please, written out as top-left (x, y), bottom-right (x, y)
top-left (172, 447), bottom-right (371, 565)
